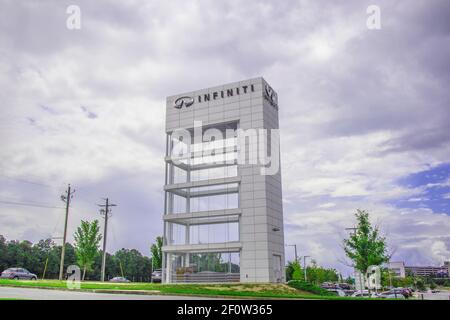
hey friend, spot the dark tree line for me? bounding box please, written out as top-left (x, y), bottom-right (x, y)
top-left (0, 235), bottom-right (152, 282)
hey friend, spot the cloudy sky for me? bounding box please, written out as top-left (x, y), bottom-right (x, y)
top-left (0, 0), bottom-right (449, 275)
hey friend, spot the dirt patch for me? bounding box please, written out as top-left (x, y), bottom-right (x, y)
top-left (203, 284), bottom-right (300, 294)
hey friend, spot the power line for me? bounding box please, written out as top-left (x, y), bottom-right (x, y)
top-left (0, 173), bottom-right (79, 194)
top-left (0, 199), bottom-right (64, 209)
top-left (110, 218), bottom-right (118, 249)
top-left (0, 174), bottom-right (54, 188)
top-left (0, 196), bottom-right (62, 206)
top-left (51, 208), bottom-right (65, 237)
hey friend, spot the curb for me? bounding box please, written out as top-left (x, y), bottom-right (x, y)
top-left (0, 285), bottom-right (161, 296)
top-left (0, 284), bottom-right (241, 299)
top-left (0, 284), bottom-right (326, 300)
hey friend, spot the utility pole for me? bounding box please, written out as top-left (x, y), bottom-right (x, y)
top-left (42, 257), bottom-right (48, 280)
top-left (98, 198), bottom-right (116, 282)
top-left (119, 260), bottom-right (124, 278)
top-left (302, 255), bottom-right (310, 282)
top-left (59, 184), bottom-right (75, 281)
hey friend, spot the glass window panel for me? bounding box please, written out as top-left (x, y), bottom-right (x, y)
top-left (169, 223), bottom-right (186, 245)
top-left (171, 194), bottom-right (187, 214)
top-left (189, 222), bottom-right (239, 244)
top-left (188, 252), bottom-right (240, 274)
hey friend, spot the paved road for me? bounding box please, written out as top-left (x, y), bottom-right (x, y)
top-left (417, 291), bottom-right (450, 300)
top-left (0, 286), bottom-right (215, 300)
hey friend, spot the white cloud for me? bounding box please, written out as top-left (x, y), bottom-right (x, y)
top-left (317, 202), bottom-right (336, 209)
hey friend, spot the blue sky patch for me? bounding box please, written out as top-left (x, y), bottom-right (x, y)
top-left (393, 162), bottom-right (450, 214)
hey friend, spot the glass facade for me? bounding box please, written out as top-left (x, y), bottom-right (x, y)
top-left (170, 252), bottom-right (240, 283)
top-left (168, 183), bottom-right (239, 214)
top-left (167, 220), bottom-right (239, 245)
top-left (163, 121), bottom-right (241, 283)
top-left (163, 79), bottom-right (285, 283)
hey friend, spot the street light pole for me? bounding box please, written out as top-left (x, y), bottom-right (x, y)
top-left (285, 244), bottom-right (298, 262)
top-left (302, 255), bottom-right (310, 282)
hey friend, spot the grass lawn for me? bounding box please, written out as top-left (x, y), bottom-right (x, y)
top-left (0, 279), bottom-right (356, 300)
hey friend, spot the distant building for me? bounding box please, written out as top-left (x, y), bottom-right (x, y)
top-left (405, 263), bottom-right (449, 278)
top-left (388, 261), bottom-right (449, 278)
top-left (388, 261), bottom-right (406, 278)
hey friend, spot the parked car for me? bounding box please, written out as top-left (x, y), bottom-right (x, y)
top-left (109, 276), bottom-right (130, 283)
top-left (1, 268), bottom-right (37, 280)
top-left (378, 291), bottom-right (406, 299)
top-left (430, 289), bottom-right (441, 293)
top-left (343, 289), bottom-right (356, 296)
top-left (327, 289), bottom-right (347, 297)
top-left (384, 288), bottom-right (410, 298)
top-left (321, 282), bottom-right (335, 289)
top-left (351, 290), bottom-right (378, 298)
top-left (151, 269), bottom-right (162, 283)
top-left (321, 282), bottom-right (352, 291)
top-left (337, 283), bottom-right (352, 290)
top-left (402, 288), bottom-right (413, 297)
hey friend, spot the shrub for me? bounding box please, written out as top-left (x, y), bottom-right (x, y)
top-left (287, 280), bottom-right (334, 296)
top-left (433, 278), bottom-right (446, 286)
top-left (416, 278), bottom-right (426, 291)
top-left (429, 280), bottom-right (437, 290)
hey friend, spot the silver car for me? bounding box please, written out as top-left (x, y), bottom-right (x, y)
top-left (1, 268), bottom-right (38, 280)
top-left (109, 276), bottom-right (130, 283)
top-left (151, 269), bottom-right (162, 283)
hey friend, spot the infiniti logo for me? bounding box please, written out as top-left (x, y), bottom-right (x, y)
top-left (174, 96), bottom-right (194, 109)
top-left (264, 84), bottom-right (278, 108)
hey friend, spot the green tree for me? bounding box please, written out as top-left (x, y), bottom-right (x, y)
top-left (416, 278), bottom-right (426, 291)
top-left (380, 268), bottom-right (415, 288)
top-left (150, 236), bottom-right (163, 270)
top-left (344, 276), bottom-right (355, 285)
top-left (33, 239), bottom-right (53, 278)
top-left (307, 266), bottom-right (339, 284)
top-left (44, 243), bottom-right (76, 279)
top-left (343, 209), bottom-right (389, 277)
top-left (291, 261), bottom-right (302, 280)
top-left (91, 251), bottom-right (119, 281)
top-left (286, 259), bottom-right (339, 284)
top-left (46, 244), bottom-right (63, 279)
top-left (0, 235), bottom-right (151, 281)
top-left (115, 248), bottom-right (151, 282)
top-left (285, 260), bottom-right (298, 281)
top-left (190, 253), bottom-right (225, 272)
top-left (0, 235), bottom-right (8, 271)
top-left (73, 220), bottom-right (102, 280)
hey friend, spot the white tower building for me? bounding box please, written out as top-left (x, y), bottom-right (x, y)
top-left (162, 77), bottom-right (285, 283)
